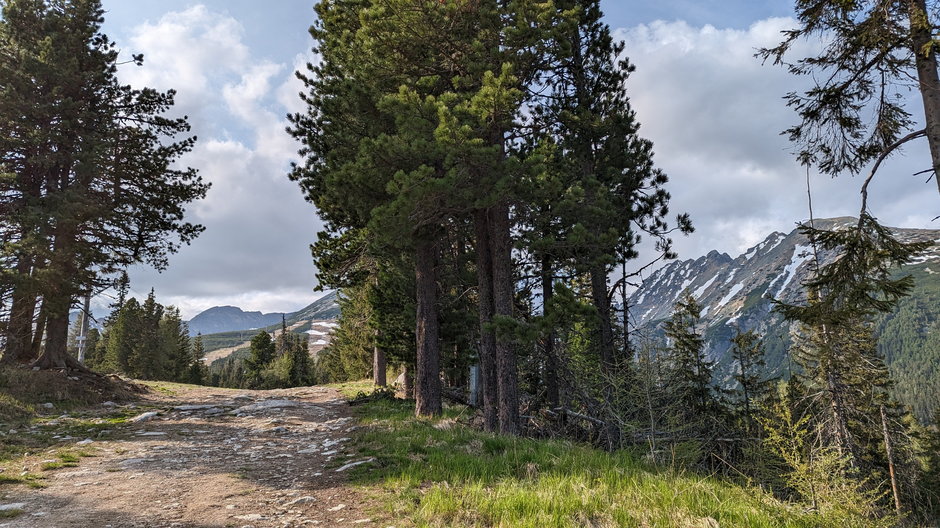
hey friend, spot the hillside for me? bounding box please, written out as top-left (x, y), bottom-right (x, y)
top-left (197, 291), bottom-right (341, 366)
top-left (628, 217), bottom-right (940, 422)
top-left (187, 306), bottom-right (286, 336)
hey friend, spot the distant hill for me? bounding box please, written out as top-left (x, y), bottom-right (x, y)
top-left (194, 291), bottom-right (341, 366)
top-left (629, 217), bottom-right (940, 422)
top-left (187, 291), bottom-right (340, 337)
top-left (187, 306), bottom-right (285, 336)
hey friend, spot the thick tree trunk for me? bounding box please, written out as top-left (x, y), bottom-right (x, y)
top-left (1, 257), bottom-right (37, 364)
top-left (541, 255), bottom-right (559, 408)
top-left (474, 208), bottom-right (499, 431)
top-left (490, 203), bottom-right (519, 435)
top-left (402, 364), bottom-right (415, 399)
top-left (590, 264), bottom-right (620, 449)
top-left (30, 227), bottom-right (87, 372)
top-left (30, 300), bottom-right (46, 358)
top-left (373, 335), bottom-right (387, 387)
top-left (414, 236), bottom-right (442, 417)
top-left (910, 0), bottom-right (940, 196)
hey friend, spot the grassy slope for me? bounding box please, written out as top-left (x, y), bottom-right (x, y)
top-left (343, 394), bottom-right (860, 528)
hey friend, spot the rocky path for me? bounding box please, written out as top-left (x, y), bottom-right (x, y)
top-left (1, 385), bottom-right (384, 527)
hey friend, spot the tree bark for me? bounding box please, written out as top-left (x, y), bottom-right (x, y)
top-left (402, 363), bottom-right (415, 399)
top-left (910, 0), bottom-right (940, 195)
top-left (1, 256), bottom-right (37, 364)
top-left (541, 254), bottom-right (559, 408)
top-left (474, 208), bottom-right (499, 431)
top-left (30, 300), bottom-right (46, 358)
top-left (414, 235), bottom-right (442, 417)
top-left (373, 334), bottom-right (387, 387)
top-left (880, 404), bottom-right (903, 514)
top-left (590, 263), bottom-right (620, 449)
top-left (490, 203), bottom-right (519, 435)
top-left (30, 226), bottom-right (87, 372)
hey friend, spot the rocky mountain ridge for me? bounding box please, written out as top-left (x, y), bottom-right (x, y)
top-left (628, 217), bottom-right (940, 422)
top-left (188, 291), bottom-right (340, 336)
top-left (630, 217), bottom-right (940, 329)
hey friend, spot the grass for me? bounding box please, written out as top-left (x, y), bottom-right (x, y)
top-left (327, 379), bottom-right (376, 399)
top-left (0, 509), bottom-right (24, 519)
top-left (345, 395), bottom-right (872, 528)
top-left (0, 473), bottom-right (46, 489)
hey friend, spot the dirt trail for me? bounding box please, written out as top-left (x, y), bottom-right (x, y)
top-left (1, 385), bottom-right (384, 527)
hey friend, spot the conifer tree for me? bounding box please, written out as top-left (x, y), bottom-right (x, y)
top-left (730, 329), bottom-right (771, 426)
top-left (187, 333), bottom-right (207, 385)
top-left (760, 0), bottom-right (940, 196)
top-left (0, 0), bottom-right (207, 369)
top-left (663, 295), bottom-right (713, 416)
top-left (245, 330), bottom-right (275, 386)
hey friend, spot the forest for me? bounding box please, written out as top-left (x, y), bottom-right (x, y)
top-left (1, 0), bottom-right (940, 526)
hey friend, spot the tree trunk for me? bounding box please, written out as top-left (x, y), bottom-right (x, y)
top-left (880, 405), bottom-right (903, 514)
top-left (373, 336), bottom-right (387, 387)
top-left (30, 227), bottom-right (87, 372)
top-left (541, 255), bottom-right (559, 408)
top-left (414, 236), bottom-right (442, 417)
top-left (910, 0), bottom-right (940, 196)
top-left (30, 300), bottom-right (46, 358)
top-left (490, 203), bottom-right (519, 435)
top-left (474, 208), bottom-right (499, 431)
top-left (590, 264), bottom-right (620, 449)
top-left (402, 364), bottom-right (415, 399)
top-left (1, 256), bottom-right (37, 364)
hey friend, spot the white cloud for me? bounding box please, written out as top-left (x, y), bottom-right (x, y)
top-left (617, 17), bottom-right (940, 269)
top-left (116, 5), bottom-right (322, 319)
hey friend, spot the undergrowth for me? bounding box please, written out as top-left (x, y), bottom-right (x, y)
top-left (346, 394), bottom-right (883, 528)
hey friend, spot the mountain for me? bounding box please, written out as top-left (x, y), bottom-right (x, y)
top-left (187, 306), bottom-right (286, 336)
top-left (628, 217), bottom-right (940, 422)
top-left (187, 291), bottom-right (340, 337)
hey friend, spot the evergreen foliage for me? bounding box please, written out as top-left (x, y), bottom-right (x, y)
top-left (0, 0), bottom-right (208, 369)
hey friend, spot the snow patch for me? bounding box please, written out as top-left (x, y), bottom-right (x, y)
top-left (716, 283), bottom-right (744, 310)
top-left (723, 268), bottom-right (738, 285)
top-left (769, 244), bottom-right (813, 296)
top-left (693, 274), bottom-right (718, 299)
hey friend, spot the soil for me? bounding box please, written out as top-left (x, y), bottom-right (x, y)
top-left (0, 384), bottom-right (388, 527)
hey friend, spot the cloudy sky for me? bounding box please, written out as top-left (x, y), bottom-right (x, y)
top-left (97, 0), bottom-right (940, 319)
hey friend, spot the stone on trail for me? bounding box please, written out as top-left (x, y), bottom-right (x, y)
top-left (0, 503), bottom-right (26, 511)
top-left (284, 496), bottom-right (317, 507)
top-left (174, 404), bottom-right (219, 411)
top-left (76, 438), bottom-right (94, 445)
top-left (233, 399), bottom-right (299, 414)
top-left (335, 458), bottom-right (375, 472)
top-left (130, 411), bottom-right (160, 423)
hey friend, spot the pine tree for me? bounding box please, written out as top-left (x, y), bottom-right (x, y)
top-left (245, 330), bottom-right (275, 386)
top-left (777, 215), bottom-right (931, 513)
top-left (160, 306), bottom-right (191, 382)
top-left (187, 333), bottom-right (207, 385)
top-left (760, 0), bottom-right (940, 195)
top-left (663, 295), bottom-right (715, 422)
top-left (0, 0), bottom-right (208, 370)
top-left (730, 329), bottom-right (772, 427)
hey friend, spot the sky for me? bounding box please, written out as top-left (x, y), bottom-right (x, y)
top-left (95, 0), bottom-right (940, 319)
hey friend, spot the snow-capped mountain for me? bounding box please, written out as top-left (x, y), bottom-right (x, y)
top-left (628, 217), bottom-right (940, 422)
top-left (630, 217), bottom-right (940, 329)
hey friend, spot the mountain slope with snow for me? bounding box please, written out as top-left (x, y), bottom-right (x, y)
top-left (628, 217), bottom-right (940, 421)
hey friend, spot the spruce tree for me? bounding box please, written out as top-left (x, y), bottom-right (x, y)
top-left (245, 331), bottom-right (275, 386)
top-left (0, 0), bottom-right (208, 369)
top-left (730, 329), bottom-right (771, 427)
top-left (760, 0), bottom-right (940, 195)
top-left (187, 333), bottom-right (207, 385)
top-left (662, 294), bottom-right (718, 434)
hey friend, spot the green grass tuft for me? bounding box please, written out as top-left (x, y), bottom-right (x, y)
top-left (0, 509), bottom-right (24, 519)
top-left (348, 396), bottom-right (876, 528)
